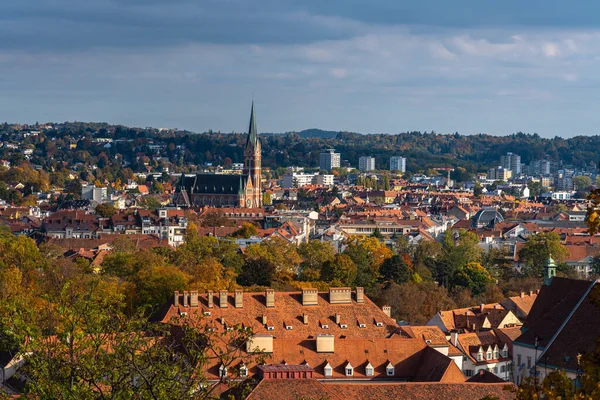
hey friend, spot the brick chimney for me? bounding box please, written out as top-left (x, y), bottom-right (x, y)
top-left (190, 290), bottom-right (198, 307)
top-left (182, 291), bottom-right (189, 307)
top-left (335, 314), bottom-right (341, 325)
top-left (303, 314), bottom-right (308, 324)
top-left (520, 292), bottom-right (525, 298)
top-left (207, 290), bottom-right (214, 308)
top-left (382, 305), bottom-right (391, 317)
top-left (265, 289), bottom-right (275, 308)
top-left (356, 287), bottom-right (364, 303)
top-left (174, 291), bottom-right (179, 307)
top-left (262, 315), bottom-right (267, 325)
top-left (302, 288), bottom-right (318, 306)
top-left (529, 290), bottom-right (534, 296)
top-left (219, 290), bottom-right (228, 308)
top-left (479, 304), bottom-right (485, 312)
top-left (235, 290), bottom-right (243, 308)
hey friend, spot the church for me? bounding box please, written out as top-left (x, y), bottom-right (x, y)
top-left (173, 103), bottom-right (262, 208)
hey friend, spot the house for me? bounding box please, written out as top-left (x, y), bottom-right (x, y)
top-left (501, 291), bottom-right (539, 321)
top-left (512, 273), bottom-right (600, 385)
top-left (427, 303), bottom-right (523, 334)
top-left (158, 288), bottom-right (468, 383)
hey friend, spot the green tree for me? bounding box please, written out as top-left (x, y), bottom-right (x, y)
top-left (298, 240), bottom-right (335, 281)
top-left (231, 222), bottom-right (258, 239)
top-left (518, 232), bottom-right (568, 277)
top-left (380, 254), bottom-right (411, 284)
top-left (320, 254), bottom-right (357, 286)
top-left (95, 203), bottom-right (116, 218)
top-left (574, 175), bottom-right (592, 191)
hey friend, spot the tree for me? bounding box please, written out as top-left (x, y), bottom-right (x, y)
top-left (95, 203), bottom-right (116, 218)
top-left (139, 196), bottom-right (161, 209)
top-left (518, 232), bottom-right (568, 277)
top-left (298, 241), bottom-right (335, 281)
top-left (527, 181), bottom-right (543, 197)
top-left (238, 258), bottom-right (275, 287)
top-left (320, 254), bottom-right (357, 286)
top-left (380, 254), bottom-right (411, 284)
top-left (452, 262), bottom-right (493, 295)
top-left (231, 222), bottom-right (258, 239)
top-left (574, 175), bottom-right (592, 191)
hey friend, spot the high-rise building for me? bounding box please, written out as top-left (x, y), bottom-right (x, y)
top-left (501, 152), bottom-right (521, 176)
top-left (389, 157), bottom-right (406, 172)
top-left (359, 156), bottom-right (376, 172)
top-left (320, 149), bottom-right (340, 171)
top-left (488, 166), bottom-right (512, 181)
top-left (82, 185), bottom-right (108, 203)
top-left (529, 159), bottom-right (551, 176)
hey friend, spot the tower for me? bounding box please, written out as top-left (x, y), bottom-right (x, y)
top-left (544, 255), bottom-right (556, 286)
top-left (243, 101), bottom-right (262, 207)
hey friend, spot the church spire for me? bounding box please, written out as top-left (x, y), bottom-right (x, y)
top-left (544, 255), bottom-right (556, 286)
top-left (246, 100), bottom-right (258, 147)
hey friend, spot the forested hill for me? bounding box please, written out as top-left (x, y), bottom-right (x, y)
top-left (3, 121), bottom-right (600, 175)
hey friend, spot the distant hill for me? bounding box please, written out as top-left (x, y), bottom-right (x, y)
top-left (263, 129), bottom-right (342, 139)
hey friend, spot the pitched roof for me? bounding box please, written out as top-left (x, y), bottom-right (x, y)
top-left (324, 382), bottom-right (516, 400)
top-left (515, 278), bottom-right (593, 348)
top-left (246, 379), bottom-right (342, 400)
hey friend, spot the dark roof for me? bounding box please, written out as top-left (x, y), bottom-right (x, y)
top-left (467, 369), bottom-right (507, 383)
top-left (538, 281), bottom-right (600, 372)
top-left (246, 100), bottom-right (259, 148)
top-left (473, 208), bottom-right (503, 227)
top-left (515, 277), bottom-right (593, 348)
top-left (58, 199), bottom-right (97, 210)
top-left (177, 174), bottom-right (246, 195)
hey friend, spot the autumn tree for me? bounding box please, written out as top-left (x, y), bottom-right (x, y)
top-left (380, 254), bottom-right (411, 284)
top-left (95, 202), bottom-right (116, 218)
top-left (320, 254), bottom-right (357, 286)
top-left (452, 262), bottom-right (493, 295)
top-left (298, 240), bottom-right (335, 281)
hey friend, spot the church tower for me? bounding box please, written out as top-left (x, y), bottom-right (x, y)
top-left (243, 101), bottom-right (262, 207)
top-left (544, 255), bottom-right (556, 286)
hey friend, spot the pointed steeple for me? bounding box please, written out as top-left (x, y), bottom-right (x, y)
top-left (544, 255), bottom-right (556, 286)
top-left (246, 100), bottom-right (258, 147)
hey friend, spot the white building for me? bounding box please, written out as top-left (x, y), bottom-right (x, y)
top-left (281, 173), bottom-right (334, 188)
top-left (501, 152), bottom-right (522, 175)
top-left (389, 157), bottom-right (406, 172)
top-left (319, 149), bottom-right (340, 171)
top-left (358, 156), bottom-right (375, 172)
top-left (81, 185), bottom-right (108, 203)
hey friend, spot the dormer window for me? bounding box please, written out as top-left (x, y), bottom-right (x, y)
top-left (486, 350), bottom-right (493, 360)
top-left (365, 362), bottom-right (374, 377)
top-left (502, 345), bottom-right (509, 358)
top-left (340, 323), bottom-right (348, 329)
top-left (203, 311), bottom-right (211, 316)
top-left (376, 321), bottom-right (384, 327)
top-left (324, 362), bottom-right (333, 377)
top-left (493, 349), bottom-right (499, 359)
top-left (267, 325), bottom-right (275, 331)
top-left (285, 321), bottom-right (293, 330)
top-left (345, 362), bottom-right (354, 377)
top-left (477, 351), bottom-right (483, 362)
top-left (219, 364), bottom-right (228, 378)
top-left (239, 364), bottom-right (248, 377)
top-left (357, 319), bottom-right (366, 328)
top-left (386, 362), bottom-right (395, 376)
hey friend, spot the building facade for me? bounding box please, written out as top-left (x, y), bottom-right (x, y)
top-left (390, 156), bottom-right (406, 172)
top-left (173, 103), bottom-right (262, 208)
top-left (501, 152), bottom-right (521, 176)
top-left (359, 156), bottom-right (375, 172)
top-left (320, 149), bottom-right (340, 171)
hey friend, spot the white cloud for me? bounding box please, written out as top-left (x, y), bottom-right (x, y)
top-left (543, 43), bottom-right (560, 57)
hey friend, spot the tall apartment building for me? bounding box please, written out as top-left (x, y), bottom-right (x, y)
top-left (81, 185), bottom-right (108, 203)
top-left (501, 152), bottom-right (522, 176)
top-left (529, 159), bottom-right (551, 176)
top-left (389, 156), bottom-right (406, 172)
top-left (319, 149), bottom-right (340, 171)
top-left (281, 173), bottom-right (334, 188)
top-left (358, 156), bottom-right (375, 172)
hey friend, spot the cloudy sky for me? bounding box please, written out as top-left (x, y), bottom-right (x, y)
top-left (2, 0), bottom-right (600, 136)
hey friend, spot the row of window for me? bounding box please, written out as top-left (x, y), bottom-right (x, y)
top-left (476, 348), bottom-right (509, 361)
top-left (325, 361), bottom-right (395, 377)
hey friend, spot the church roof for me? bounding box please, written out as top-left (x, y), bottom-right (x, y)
top-left (178, 174), bottom-right (247, 195)
top-left (246, 100), bottom-right (259, 148)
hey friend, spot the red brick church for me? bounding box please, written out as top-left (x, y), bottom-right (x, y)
top-left (173, 103), bottom-right (262, 208)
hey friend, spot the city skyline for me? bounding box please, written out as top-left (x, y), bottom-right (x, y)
top-left (3, 1), bottom-right (600, 137)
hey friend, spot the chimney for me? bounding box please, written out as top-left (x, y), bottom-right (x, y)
top-left (235, 290), bottom-right (243, 308)
top-left (174, 291), bottom-right (180, 307)
top-left (302, 288), bottom-right (318, 306)
top-left (536, 289), bottom-right (540, 294)
top-left (303, 314), bottom-right (309, 324)
top-left (520, 292), bottom-right (525, 298)
top-left (450, 331), bottom-right (458, 347)
top-left (335, 314), bottom-right (341, 325)
top-left (182, 291), bottom-right (189, 307)
top-left (479, 304), bottom-right (484, 312)
top-left (329, 287), bottom-right (352, 304)
top-left (356, 287), bottom-right (364, 303)
top-left (219, 290), bottom-right (228, 308)
top-left (262, 315), bottom-right (267, 325)
top-left (265, 289), bottom-right (275, 308)
top-left (190, 290), bottom-right (198, 307)
top-left (382, 305), bottom-right (391, 317)
top-left (529, 290), bottom-right (534, 297)
top-left (207, 290), bottom-right (214, 308)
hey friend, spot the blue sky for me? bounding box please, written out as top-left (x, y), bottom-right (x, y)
top-left (2, 0), bottom-right (600, 137)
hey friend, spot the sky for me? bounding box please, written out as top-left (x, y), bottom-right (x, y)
top-left (2, 1), bottom-right (600, 137)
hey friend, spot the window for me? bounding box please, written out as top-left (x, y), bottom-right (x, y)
top-left (365, 363), bottom-right (374, 377)
top-left (501, 365), bottom-right (506, 373)
top-left (494, 367), bottom-right (498, 374)
top-left (486, 351), bottom-right (493, 360)
top-left (386, 362), bottom-right (395, 376)
top-left (219, 365), bottom-right (228, 378)
top-left (502, 349), bottom-right (509, 358)
top-left (240, 365), bottom-right (248, 377)
top-left (527, 357), bottom-right (532, 369)
top-left (517, 354), bottom-right (522, 366)
top-left (465, 370), bottom-right (473, 377)
top-left (477, 353), bottom-right (483, 362)
top-left (494, 350), bottom-right (499, 359)
top-left (345, 362), bottom-right (354, 377)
